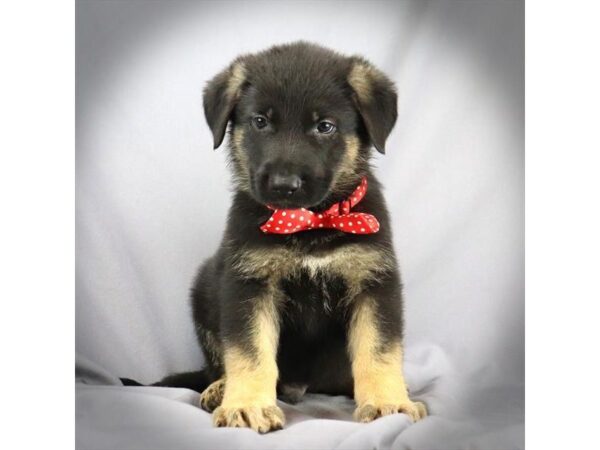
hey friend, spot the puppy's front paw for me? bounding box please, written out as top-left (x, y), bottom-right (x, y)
top-left (212, 405), bottom-right (285, 433)
top-left (354, 399), bottom-right (428, 423)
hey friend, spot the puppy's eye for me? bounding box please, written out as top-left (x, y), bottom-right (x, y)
top-left (316, 121), bottom-right (336, 134)
top-left (252, 115), bottom-right (268, 130)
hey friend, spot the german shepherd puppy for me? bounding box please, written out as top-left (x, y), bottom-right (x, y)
top-left (124, 41), bottom-right (427, 433)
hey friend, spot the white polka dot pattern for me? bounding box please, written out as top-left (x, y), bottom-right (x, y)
top-left (260, 177), bottom-right (380, 235)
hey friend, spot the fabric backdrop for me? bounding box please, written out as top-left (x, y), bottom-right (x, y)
top-left (76, 1), bottom-right (524, 449)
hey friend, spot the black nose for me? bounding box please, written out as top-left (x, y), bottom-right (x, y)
top-left (268, 173), bottom-right (302, 196)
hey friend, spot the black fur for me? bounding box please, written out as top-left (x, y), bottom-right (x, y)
top-left (123, 42), bottom-right (404, 402)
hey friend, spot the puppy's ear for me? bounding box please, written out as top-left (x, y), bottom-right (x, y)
top-left (203, 60), bottom-right (247, 149)
top-left (348, 59), bottom-right (398, 154)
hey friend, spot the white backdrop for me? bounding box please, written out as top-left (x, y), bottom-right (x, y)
top-left (76, 1), bottom-right (523, 448)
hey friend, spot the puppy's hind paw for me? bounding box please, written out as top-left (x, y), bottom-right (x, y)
top-left (199, 378), bottom-right (225, 412)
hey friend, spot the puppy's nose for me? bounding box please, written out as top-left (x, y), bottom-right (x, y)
top-left (268, 173), bottom-right (302, 196)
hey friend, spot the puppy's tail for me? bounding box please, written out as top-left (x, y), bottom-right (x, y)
top-left (120, 369), bottom-right (212, 393)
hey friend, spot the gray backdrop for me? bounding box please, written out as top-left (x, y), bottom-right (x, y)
top-left (76, 1), bottom-right (524, 449)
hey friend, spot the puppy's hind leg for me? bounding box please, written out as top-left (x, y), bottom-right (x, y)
top-left (200, 378), bottom-right (226, 412)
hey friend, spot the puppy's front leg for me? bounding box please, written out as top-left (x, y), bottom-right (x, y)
top-left (348, 295), bottom-right (427, 423)
top-left (213, 283), bottom-right (284, 433)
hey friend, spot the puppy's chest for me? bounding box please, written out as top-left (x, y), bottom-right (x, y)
top-left (233, 243), bottom-right (391, 338)
top-left (233, 243), bottom-right (392, 297)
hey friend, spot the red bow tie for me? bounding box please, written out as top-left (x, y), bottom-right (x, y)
top-left (260, 177), bottom-right (380, 235)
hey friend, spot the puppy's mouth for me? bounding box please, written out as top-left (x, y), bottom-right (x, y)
top-left (264, 199), bottom-right (306, 209)
top-left (256, 191), bottom-right (328, 210)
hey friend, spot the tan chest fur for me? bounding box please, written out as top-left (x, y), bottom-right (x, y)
top-left (231, 243), bottom-right (393, 298)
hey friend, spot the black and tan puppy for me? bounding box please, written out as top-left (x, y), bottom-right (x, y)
top-left (127, 41), bottom-right (427, 432)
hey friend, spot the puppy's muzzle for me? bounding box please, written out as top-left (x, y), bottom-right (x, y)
top-left (254, 160), bottom-right (327, 208)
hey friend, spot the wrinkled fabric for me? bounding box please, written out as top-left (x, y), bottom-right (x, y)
top-left (76, 344), bottom-right (523, 450)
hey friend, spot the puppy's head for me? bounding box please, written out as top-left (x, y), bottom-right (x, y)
top-left (203, 42), bottom-right (397, 209)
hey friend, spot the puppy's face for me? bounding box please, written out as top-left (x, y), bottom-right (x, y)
top-left (234, 75), bottom-right (361, 209)
top-left (203, 43), bottom-right (397, 209)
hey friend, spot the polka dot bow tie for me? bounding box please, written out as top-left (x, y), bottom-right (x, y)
top-left (260, 177), bottom-right (380, 235)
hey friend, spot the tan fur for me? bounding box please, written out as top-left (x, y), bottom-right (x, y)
top-left (231, 243), bottom-right (393, 299)
top-left (343, 135), bottom-right (360, 171)
top-left (213, 404), bottom-right (284, 433)
top-left (229, 128), bottom-right (251, 191)
top-left (225, 62), bottom-right (247, 100)
top-left (213, 290), bottom-right (284, 432)
top-left (348, 63), bottom-right (376, 103)
top-left (331, 134), bottom-right (365, 190)
top-left (232, 128), bottom-right (245, 156)
top-left (348, 297), bottom-right (427, 422)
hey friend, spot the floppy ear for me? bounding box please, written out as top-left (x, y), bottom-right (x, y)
top-left (203, 60), bottom-right (247, 149)
top-left (348, 59), bottom-right (398, 154)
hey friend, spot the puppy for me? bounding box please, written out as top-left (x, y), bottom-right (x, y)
top-left (130, 41), bottom-right (427, 433)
